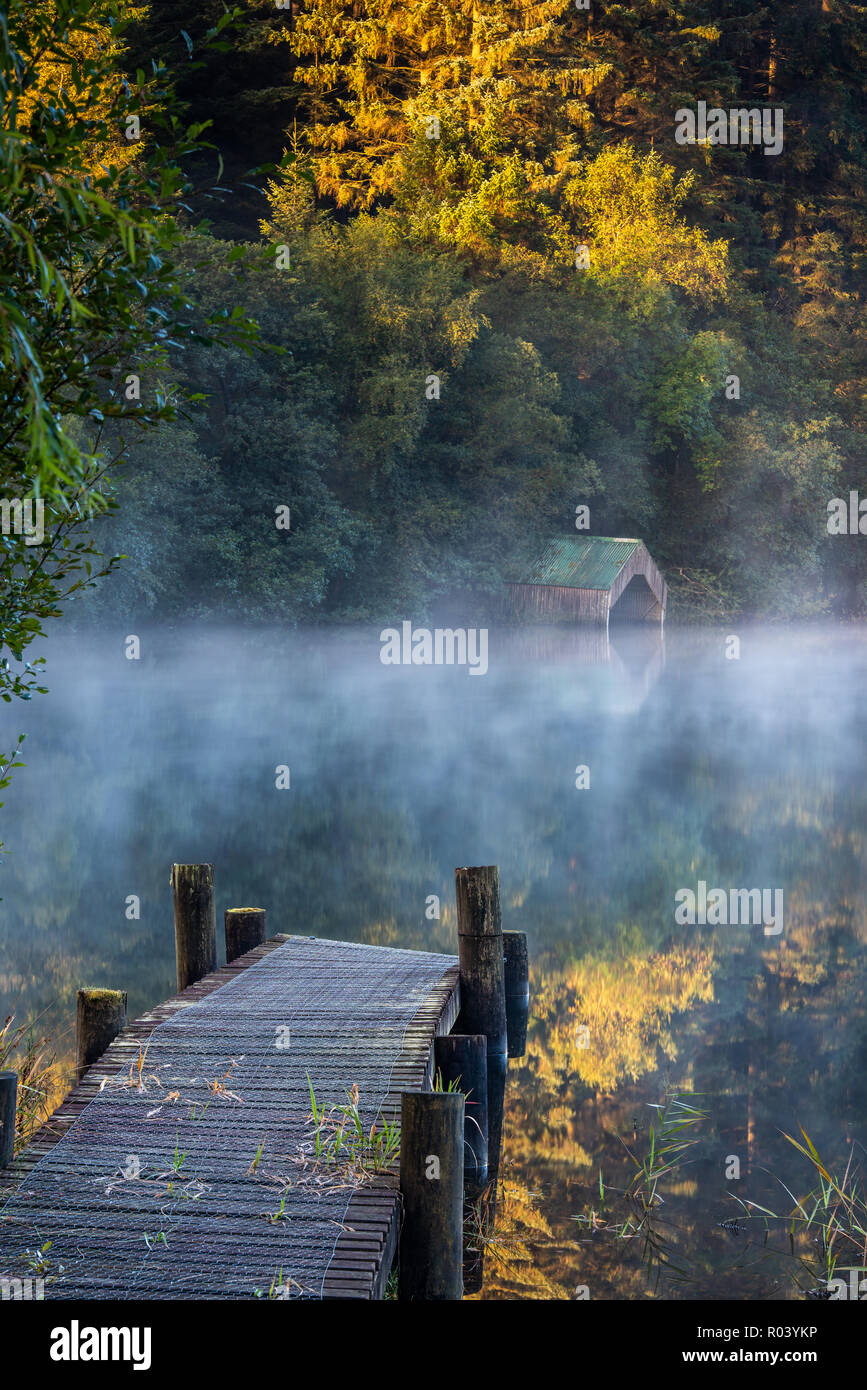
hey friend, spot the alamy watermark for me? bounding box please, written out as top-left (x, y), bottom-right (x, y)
top-left (827, 490), bottom-right (867, 535)
top-left (824, 1268), bottom-right (867, 1299)
top-left (49, 1321), bottom-right (152, 1370)
top-left (1, 1275), bottom-right (45, 1299)
top-left (675, 101), bottom-right (784, 157)
top-left (0, 497), bottom-right (44, 545)
top-left (675, 880), bottom-right (784, 936)
top-left (380, 622), bottom-right (488, 675)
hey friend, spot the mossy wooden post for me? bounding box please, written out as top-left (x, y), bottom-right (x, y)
top-left (0, 1071), bottom-right (17, 1167)
top-left (76, 989), bottom-right (127, 1081)
top-left (455, 865), bottom-right (508, 1183)
top-left (434, 1034), bottom-right (488, 1192)
top-left (503, 931), bottom-right (529, 1058)
top-left (225, 907), bottom-right (266, 963)
top-left (172, 863), bottom-right (216, 991)
top-left (455, 866), bottom-right (507, 1055)
top-left (398, 1091), bottom-right (464, 1301)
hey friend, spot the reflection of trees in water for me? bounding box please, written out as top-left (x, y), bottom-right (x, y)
top-left (4, 632), bottom-right (867, 1297)
top-left (497, 914), bottom-right (867, 1298)
top-left (528, 948), bottom-right (715, 1097)
top-left (464, 1175), bottom-right (577, 1301)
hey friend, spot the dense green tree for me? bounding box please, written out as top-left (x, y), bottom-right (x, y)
top-left (0, 0), bottom-right (259, 679)
top-left (0, 0), bottom-right (262, 847)
top-left (90, 133), bottom-right (850, 626)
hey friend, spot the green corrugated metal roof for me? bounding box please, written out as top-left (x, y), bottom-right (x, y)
top-left (513, 536), bottom-right (642, 590)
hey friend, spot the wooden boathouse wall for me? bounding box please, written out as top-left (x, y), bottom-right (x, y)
top-left (507, 536), bottom-right (667, 625)
top-left (606, 544), bottom-right (667, 618)
top-left (506, 583), bottom-right (611, 622)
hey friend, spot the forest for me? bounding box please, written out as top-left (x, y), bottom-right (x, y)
top-left (3, 0), bottom-right (867, 674)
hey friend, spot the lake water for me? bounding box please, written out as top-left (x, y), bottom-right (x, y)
top-left (2, 622), bottom-right (865, 1300)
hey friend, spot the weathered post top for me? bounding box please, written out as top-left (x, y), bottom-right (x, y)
top-left (75, 988), bottom-right (128, 1081)
top-left (0, 1071), bottom-right (17, 1168)
top-left (455, 864), bottom-right (502, 937)
top-left (172, 862), bottom-right (217, 991)
top-left (454, 865), bottom-right (507, 1058)
top-left (225, 907), bottom-right (267, 964)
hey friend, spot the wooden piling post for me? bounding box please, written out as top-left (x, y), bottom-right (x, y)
top-left (171, 863), bottom-right (216, 991)
top-left (434, 1034), bottom-right (488, 1192)
top-left (398, 1091), bottom-right (464, 1300)
top-left (455, 866), bottom-right (509, 1186)
top-left (76, 989), bottom-right (127, 1081)
top-left (225, 907), bottom-right (266, 963)
top-left (454, 866), bottom-right (507, 1057)
top-left (0, 1071), bottom-right (17, 1167)
top-left (503, 931), bottom-right (529, 1058)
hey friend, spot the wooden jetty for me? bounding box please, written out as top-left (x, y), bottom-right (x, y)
top-left (0, 866), bottom-right (529, 1302)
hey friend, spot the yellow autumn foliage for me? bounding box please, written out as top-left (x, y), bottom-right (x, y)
top-left (530, 944), bottom-right (716, 1093)
top-left (14, 2), bottom-right (147, 177)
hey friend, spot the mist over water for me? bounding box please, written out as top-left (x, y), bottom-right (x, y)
top-left (2, 622), bottom-right (866, 1299)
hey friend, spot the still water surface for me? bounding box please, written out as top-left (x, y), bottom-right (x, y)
top-left (2, 623), bottom-right (865, 1300)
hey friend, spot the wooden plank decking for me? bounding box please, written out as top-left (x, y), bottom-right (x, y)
top-left (0, 936), bottom-right (460, 1301)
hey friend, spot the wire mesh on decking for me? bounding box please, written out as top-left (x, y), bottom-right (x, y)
top-left (0, 936), bottom-right (457, 1299)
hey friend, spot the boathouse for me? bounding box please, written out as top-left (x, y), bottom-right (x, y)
top-left (507, 536), bottom-right (667, 626)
